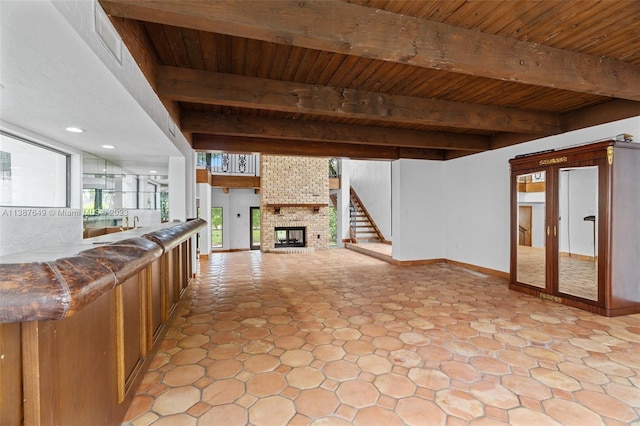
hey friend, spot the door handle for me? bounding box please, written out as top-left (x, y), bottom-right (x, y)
top-left (547, 226), bottom-right (550, 236)
top-left (554, 226), bottom-right (557, 236)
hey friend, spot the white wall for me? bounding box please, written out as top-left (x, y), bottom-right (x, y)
top-left (349, 159), bottom-right (392, 240)
top-left (391, 159), bottom-right (444, 261)
top-left (197, 183), bottom-right (212, 254)
top-left (558, 167), bottom-right (598, 257)
top-left (443, 117), bottom-right (640, 273)
top-left (335, 159), bottom-right (351, 247)
top-left (211, 188), bottom-right (261, 250)
top-left (168, 156), bottom-right (186, 221)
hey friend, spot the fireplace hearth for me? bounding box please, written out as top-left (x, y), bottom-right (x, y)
top-left (274, 227), bottom-right (306, 248)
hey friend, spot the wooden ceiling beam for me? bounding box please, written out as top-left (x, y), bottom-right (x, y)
top-left (491, 99), bottom-right (640, 150)
top-left (210, 175), bottom-right (260, 189)
top-left (182, 111), bottom-right (491, 152)
top-left (159, 66), bottom-right (561, 134)
top-left (99, 0), bottom-right (640, 101)
top-left (563, 99), bottom-right (640, 133)
top-left (192, 135), bottom-right (445, 160)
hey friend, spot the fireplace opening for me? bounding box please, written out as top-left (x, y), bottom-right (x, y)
top-left (275, 227), bottom-right (306, 248)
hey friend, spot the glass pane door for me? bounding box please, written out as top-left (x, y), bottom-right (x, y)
top-left (516, 171), bottom-right (547, 289)
top-left (557, 166), bottom-right (598, 300)
top-left (250, 207), bottom-right (260, 250)
top-left (211, 207), bottom-right (223, 248)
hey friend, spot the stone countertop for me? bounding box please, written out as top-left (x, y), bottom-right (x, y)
top-left (0, 218), bottom-right (206, 323)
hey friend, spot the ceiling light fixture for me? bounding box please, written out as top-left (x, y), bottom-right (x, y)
top-left (65, 127), bottom-right (85, 133)
top-left (149, 170), bottom-right (157, 174)
top-left (101, 144), bottom-right (116, 149)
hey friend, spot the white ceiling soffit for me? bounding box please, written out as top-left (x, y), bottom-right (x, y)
top-left (0, 0), bottom-right (182, 175)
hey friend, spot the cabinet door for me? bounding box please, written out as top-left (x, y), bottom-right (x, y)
top-left (514, 170), bottom-right (549, 290)
top-left (555, 164), bottom-right (602, 303)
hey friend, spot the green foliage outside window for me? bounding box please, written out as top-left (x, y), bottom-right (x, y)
top-left (211, 207), bottom-right (223, 247)
top-left (329, 206), bottom-right (337, 245)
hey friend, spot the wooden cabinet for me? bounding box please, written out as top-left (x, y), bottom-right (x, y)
top-left (509, 139), bottom-right (640, 316)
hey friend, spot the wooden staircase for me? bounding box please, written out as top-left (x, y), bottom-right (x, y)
top-left (349, 186), bottom-right (388, 244)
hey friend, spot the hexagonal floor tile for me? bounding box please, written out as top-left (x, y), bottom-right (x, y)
top-left (336, 380), bottom-right (380, 408)
top-left (294, 388), bottom-right (340, 418)
top-left (249, 396), bottom-right (296, 426)
top-left (287, 366), bottom-right (325, 389)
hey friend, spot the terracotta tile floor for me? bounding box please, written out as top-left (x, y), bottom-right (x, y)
top-left (123, 249), bottom-right (640, 426)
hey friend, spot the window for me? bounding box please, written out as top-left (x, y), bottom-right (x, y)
top-left (0, 132), bottom-right (70, 207)
top-left (211, 207), bottom-right (223, 248)
top-left (0, 151), bottom-right (11, 180)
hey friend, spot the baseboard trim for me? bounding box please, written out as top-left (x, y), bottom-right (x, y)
top-left (353, 248), bottom-right (508, 279)
top-left (444, 259), bottom-right (509, 279)
top-left (391, 257), bottom-right (508, 279)
top-left (390, 258), bottom-right (446, 266)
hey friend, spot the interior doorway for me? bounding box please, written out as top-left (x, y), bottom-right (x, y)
top-left (250, 207), bottom-right (260, 250)
top-left (518, 205), bottom-right (532, 246)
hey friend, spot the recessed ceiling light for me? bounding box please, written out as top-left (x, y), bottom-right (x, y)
top-left (149, 170), bottom-right (157, 174)
top-left (101, 145), bottom-right (116, 149)
top-left (65, 127), bottom-right (85, 133)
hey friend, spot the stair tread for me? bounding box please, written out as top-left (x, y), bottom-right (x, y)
top-left (350, 187), bottom-right (384, 242)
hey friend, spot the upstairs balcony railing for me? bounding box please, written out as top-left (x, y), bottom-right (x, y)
top-left (197, 154), bottom-right (341, 179)
top-left (197, 153), bottom-right (259, 176)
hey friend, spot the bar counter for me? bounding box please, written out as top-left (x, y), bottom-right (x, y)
top-left (0, 219), bottom-right (206, 425)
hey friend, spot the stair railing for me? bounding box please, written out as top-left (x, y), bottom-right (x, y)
top-left (349, 201), bottom-right (357, 242)
top-left (349, 186), bottom-right (388, 244)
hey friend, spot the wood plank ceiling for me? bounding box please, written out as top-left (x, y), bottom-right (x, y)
top-left (99, 0), bottom-right (640, 160)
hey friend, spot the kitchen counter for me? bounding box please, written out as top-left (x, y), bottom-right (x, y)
top-left (0, 218), bottom-right (206, 425)
top-left (0, 218), bottom-right (206, 323)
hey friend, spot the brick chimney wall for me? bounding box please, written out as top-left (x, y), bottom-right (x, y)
top-left (260, 155), bottom-right (329, 251)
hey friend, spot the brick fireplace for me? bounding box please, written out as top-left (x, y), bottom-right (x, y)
top-left (260, 155), bottom-right (329, 251)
